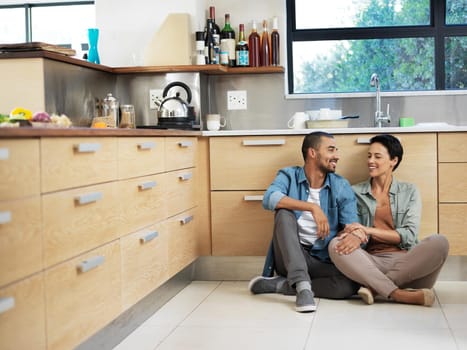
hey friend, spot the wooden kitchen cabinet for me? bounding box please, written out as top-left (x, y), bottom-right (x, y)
top-left (438, 132), bottom-right (467, 255)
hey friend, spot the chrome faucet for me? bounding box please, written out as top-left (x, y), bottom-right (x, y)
top-left (370, 73), bottom-right (391, 127)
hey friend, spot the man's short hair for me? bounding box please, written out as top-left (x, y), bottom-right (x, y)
top-left (301, 131), bottom-right (334, 161)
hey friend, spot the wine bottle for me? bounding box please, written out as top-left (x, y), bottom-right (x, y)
top-left (271, 17), bottom-right (280, 66)
top-left (209, 6), bottom-right (220, 64)
top-left (236, 24), bottom-right (249, 67)
top-left (248, 20), bottom-right (260, 67)
top-left (260, 19), bottom-right (271, 66)
top-left (220, 13), bottom-right (236, 67)
top-left (204, 19), bottom-right (216, 64)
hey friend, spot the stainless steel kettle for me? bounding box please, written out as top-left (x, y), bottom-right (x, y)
top-left (158, 81), bottom-right (192, 118)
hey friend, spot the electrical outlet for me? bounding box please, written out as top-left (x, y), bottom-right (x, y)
top-left (227, 90), bottom-right (247, 110)
top-left (149, 89), bottom-right (163, 109)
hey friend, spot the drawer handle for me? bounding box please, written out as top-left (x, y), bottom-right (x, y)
top-left (138, 181), bottom-right (157, 190)
top-left (0, 148), bottom-right (9, 160)
top-left (140, 231), bottom-right (159, 244)
top-left (74, 143), bottom-right (101, 153)
top-left (178, 141), bottom-right (193, 148)
top-left (356, 137), bottom-right (371, 144)
top-left (179, 173), bottom-right (193, 181)
top-left (77, 255), bottom-right (105, 273)
top-left (75, 191), bottom-right (103, 205)
top-left (137, 141), bottom-right (156, 150)
top-left (0, 211), bottom-right (12, 224)
top-left (0, 297), bottom-right (15, 314)
top-left (242, 139), bottom-right (286, 146)
top-left (180, 215), bottom-right (193, 225)
top-left (244, 195), bottom-right (264, 201)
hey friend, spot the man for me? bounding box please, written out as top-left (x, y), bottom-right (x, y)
top-left (248, 131), bottom-right (359, 312)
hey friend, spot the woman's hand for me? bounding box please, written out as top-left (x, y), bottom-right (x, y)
top-left (334, 228), bottom-right (367, 255)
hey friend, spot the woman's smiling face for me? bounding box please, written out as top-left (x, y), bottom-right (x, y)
top-left (367, 142), bottom-right (398, 177)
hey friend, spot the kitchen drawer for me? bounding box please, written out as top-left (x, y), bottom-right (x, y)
top-left (336, 133), bottom-right (438, 237)
top-left (42, 182), bottom-right (122, 267)
top-left (118, 174), bottom-right (168, 234)
top-left (166, 168), bottom-right (197, 217)
top-left (167, 208), bottom-right (198, 276)
top-left (165, 137), bottom-right (197, 171)
top-left (439, 204), bottom-right (467, 255)
top-left (41, 137), bottom-right (118, 193)
top-left (0, 273), bottom-right (46, 350)
top-left (0, 139), bottom-right (40, 200)
top-left (211, 191), bottom-right (274, 256)
top-left (117, 137), bottom-right (165, 179)
top-left (45, 240), bottom-right (121, 350)
top-left (0, 196), bottom-right (42, 287)
top-left (121, 222), bottom-right (169, 310)
top-left (439, 163), bottom-right (467, 202)
top-left (210, 136), bottom-right (303, 190)
top-left (438, 133), bottom-right (467, 162)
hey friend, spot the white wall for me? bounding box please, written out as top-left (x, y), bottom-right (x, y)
top-left (95, 0), bottom-right (285, 67)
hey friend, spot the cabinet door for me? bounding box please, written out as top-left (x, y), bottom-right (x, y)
top-left (439, 163), bottom-right (467, 202)
top-left (439, 204), bottom-right (467, 255)
top-left (165, 137), bottom-right (197, 171)
top-left (210, 136), bottom-right (303, 190)
top-left (0, 196), bottom-right (42, 287)
top-left (211, 191), bottom-right (274, 256)
top-left (45, 241), bottom-right (121, 350)
top-left (41, 137), bottom-right (118, 192)
top-left (0, 274), bottom-right (46, 350)
top-left (167, 208), bottom-right (198, 276)
top-left (42, 182), bottom-right (122, 267)
top-left (438, 132), bottom-right (467, 162)
top-left (0, 139), bottom-right (40, 200)
top-left (121, 222), bottom-right (169, 310)
top-left (117, 137), bottom-right (165, 179)
top-left (335, 133), bottom-right (438, 238)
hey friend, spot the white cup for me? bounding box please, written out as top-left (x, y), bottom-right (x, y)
top-left (287, 112), bottom-right (309, 129)
top-left (206, 114), bottom-right (226, 131)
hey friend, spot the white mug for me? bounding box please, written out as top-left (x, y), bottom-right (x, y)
top-left (287, 112), bottom-right (309, 129)
top-left (206, 114), bottom-right (226, 131)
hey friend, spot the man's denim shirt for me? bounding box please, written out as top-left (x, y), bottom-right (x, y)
top-left (262, 166), bottom-right (357, 271)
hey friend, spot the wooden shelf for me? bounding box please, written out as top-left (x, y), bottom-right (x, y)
top-left (113, 64), bottom-right (285, 75)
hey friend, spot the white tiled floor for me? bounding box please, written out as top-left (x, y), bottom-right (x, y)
top-left (113, 280), bottom-right (467, 350)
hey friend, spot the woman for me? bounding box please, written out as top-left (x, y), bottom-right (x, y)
top-left (329, 134), bottom-right (449, 306)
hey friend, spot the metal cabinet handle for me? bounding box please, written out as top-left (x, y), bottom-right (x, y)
top-left (244, 195), bottom-right (264, 201)
top-left (74, 143), bottom-right (101, 153)
top-left (140, 231), bottom-right (159, 244)
top-left (138, 181), bottom-right (157, 191)
top-left (0, 297), bottom-right (15, 314)
top-left (179, 173), bottom-right (193, 181)
top-left (356, 137), bottom-right (371, 144)
top-left (180, 215), bottom-right (193, 225)
top-left (0, 148), bottom-right (9, 160)
top-left (77, 255), bottom-right (105, 273)
top-left (137, 141), bottom-right (156, 150)
top-left (75, 192), bottom-right (103, 205)
top-left (0, 211), bottom-right (12, 224)
top-left (178, 140), bottom-right (193, 148)
top-left (242, 139), bottom-right (286, 146)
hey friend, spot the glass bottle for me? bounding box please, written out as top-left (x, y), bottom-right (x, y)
top-left (220, 13), bottom-right (236, 67)
top-left (260, 19), bottom-right (271, 66)
top-left (248, 20), bottom-right (261, 67)
top-left (209, 6), bottom-right (221, 64)
top-left (235, 24), bottom-right (249, 67)
top-left (204, 19), bottom-right (216, 64)
top-left (271, 17), bottom-right (280, 66)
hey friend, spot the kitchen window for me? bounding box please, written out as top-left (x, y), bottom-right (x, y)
top-left (0, 1), bottom-right (94, 56)
top-left (286, 0), bottom-right (467, 96)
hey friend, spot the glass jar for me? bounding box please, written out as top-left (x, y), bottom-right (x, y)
top-left (120, 104), bottom-right (136, 128)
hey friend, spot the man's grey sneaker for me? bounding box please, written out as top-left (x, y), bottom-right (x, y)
top-left (295, 289), bottom-right (317, 312)
top-left (248, 276), bottom-right (295, 295)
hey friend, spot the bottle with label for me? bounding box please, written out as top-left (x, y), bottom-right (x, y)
top-left (204, 19), bottom-right (216, 64)
top-left (195, 31), bottom-right (206, 65)
top-left (271, 17), bottom-right (280, 66)
top-left (260, 19), bottom-right (271, 66)
top-left (248, 20), bottom-right (261, 67)
top-left (209, 6), bottom-right (220, 64)
top-left (236, 24), bottom-right (249, 67)
top-left (220, 13), bottom-right (236, 67)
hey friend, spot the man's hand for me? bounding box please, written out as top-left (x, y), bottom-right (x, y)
top-left (309, 205), bottom-right (329, 238)
top-left (334, 231), bottom-right (363, 255)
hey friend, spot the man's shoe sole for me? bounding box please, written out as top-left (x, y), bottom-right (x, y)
top-left (296, 304), bottom-right (317, 313)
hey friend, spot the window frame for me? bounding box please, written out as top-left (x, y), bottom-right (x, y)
top-left (285, 0), bottom-right (467, 98)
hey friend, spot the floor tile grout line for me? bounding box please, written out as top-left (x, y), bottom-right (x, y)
top-left (435, 289), bottom-right (462, 350)
top-left (153, 281), bottom-right (223, 350)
